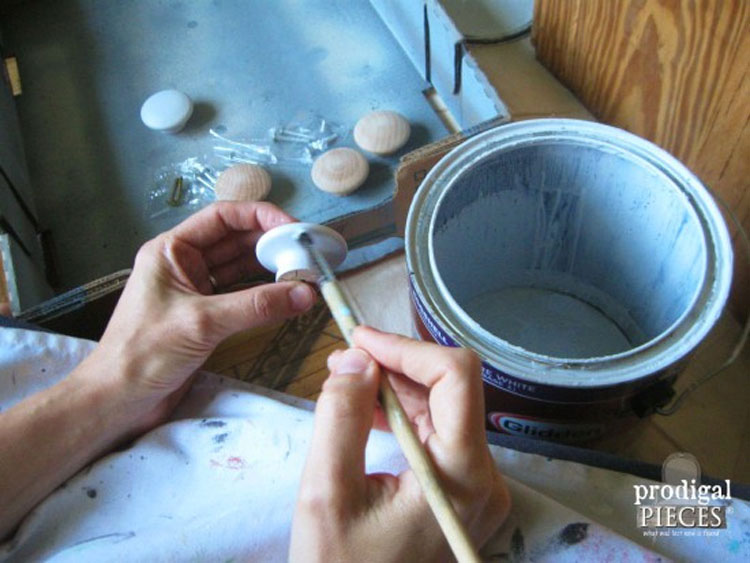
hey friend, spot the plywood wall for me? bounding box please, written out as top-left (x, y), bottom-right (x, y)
top-left (533, 0), bottom-right (750, 318)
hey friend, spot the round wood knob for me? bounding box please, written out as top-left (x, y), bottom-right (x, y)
top-left (214, 163), bottom-right (272, 202)
top-left (311, 148), bottom-right (369, 196)
top-left (353, 110), bottom-right (411, 155)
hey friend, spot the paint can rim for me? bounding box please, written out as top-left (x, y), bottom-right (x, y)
top-left (406, 119), bottom-right (733, 388)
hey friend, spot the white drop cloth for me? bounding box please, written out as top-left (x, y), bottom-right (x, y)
top-left (1, 328), bottom-right (748, 561)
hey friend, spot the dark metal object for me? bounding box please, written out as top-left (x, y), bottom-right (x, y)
top-left (423, 3), bottom-right (431, 83)
top-left (19, 269), bottom-right (131, 340)
top-left (167, 176), bottom-right (184, 207)
top-left (0, 162), bottom-right (39, 230)
top-left (297, 231), bottom-right (335, 285)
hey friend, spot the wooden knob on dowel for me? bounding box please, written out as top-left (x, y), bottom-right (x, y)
top-left (311, 147), bottom-right (369, 196)
top-left (353, 110), bottom-right (411, 155)
top-left (256, 227), bottom-right (480, 562)
top-left (289, 231), bottom-right (480, 563)
top-left (214, 163), bottom-right (272, 202)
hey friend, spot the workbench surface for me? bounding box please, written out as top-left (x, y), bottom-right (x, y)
top-left (3, 0), bottom-right (446, 290)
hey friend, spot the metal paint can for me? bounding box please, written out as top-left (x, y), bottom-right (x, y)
top-left (406, 119), bottom-right (733, 441)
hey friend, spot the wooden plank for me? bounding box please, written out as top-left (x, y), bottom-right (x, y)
top-left (202, 326), bottom-right (282, 374)
top-left (4, 57), bottom-right (22, 96)
top-left (532, 0), bottom-right (750, 317)
top-left (283, 364), bottom-right (335, 399)
top-left (0, 251), bottom-right (9, 315)
top-left (340, 253), bottom-right (417, 337)
top-left (204, 304), bottom-right (345, 397)
top-left (467, 38), bottom-right (593, 122)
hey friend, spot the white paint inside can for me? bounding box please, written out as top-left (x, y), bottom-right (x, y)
top-left (408, 120), bottom-right (733, 386)
top-left (464, 287), bottom-right (633, 358)
top-left (431, 142), bottom-right (707, 360)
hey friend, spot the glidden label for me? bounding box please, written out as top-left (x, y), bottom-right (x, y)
top-left (489, 412), bottom-right (605, 442)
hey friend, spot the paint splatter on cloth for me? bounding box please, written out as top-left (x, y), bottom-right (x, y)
top-left (1, 327), bottom-right (749, 561)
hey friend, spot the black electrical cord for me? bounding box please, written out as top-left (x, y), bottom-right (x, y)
top-left (462, 25), bottom-right (532, 45)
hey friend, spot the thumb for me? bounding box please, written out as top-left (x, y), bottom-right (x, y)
top-left (302, 348), bottom-right (380, 502)
top-left (207, 281), bottom-right (316, 336)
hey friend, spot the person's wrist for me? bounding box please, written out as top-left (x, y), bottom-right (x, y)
top-left (71, 343), bottom-right (178, 436)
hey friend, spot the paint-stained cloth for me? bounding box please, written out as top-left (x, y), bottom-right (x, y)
top-left (1, 327), bottom-right (748, 561)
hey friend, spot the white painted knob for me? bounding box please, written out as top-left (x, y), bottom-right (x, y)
top-left (140, 89), bottom-right (193, 133)
top-left (353, 110), bottom-right (410, 155)
top-left (256, 223), bottom-right (348, 282)
top-left (214, 163), bottom-right (272, 201)
top-left (311, 148), bottom-right (369, 196)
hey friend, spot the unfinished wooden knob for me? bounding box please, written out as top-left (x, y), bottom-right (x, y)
top-left (353, 110), bottom-right (410, 155)
top-left (311, 148), bottom-right (369, 196)
top-left (214, 163), bottom-right (272, 201)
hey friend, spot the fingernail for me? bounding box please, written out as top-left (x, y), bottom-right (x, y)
top-left (289, 284), bottom-right (314, 312)
top-left (333, 349), bottom-right (371, 375)
top-left (327, 349), bottom-right (343, 370)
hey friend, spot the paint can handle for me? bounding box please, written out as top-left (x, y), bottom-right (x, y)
top-left (655, 192), bottom-right (750, 416)
top-left (631, 378), bottom-right (677, 417)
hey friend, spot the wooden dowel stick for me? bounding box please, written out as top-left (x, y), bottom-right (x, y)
top-left (319, 280), bottom-right (481, 563)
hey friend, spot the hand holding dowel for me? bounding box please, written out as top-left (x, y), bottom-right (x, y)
top-left (297, 231), bottom-right (482, 563)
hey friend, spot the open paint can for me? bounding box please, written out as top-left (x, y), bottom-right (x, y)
top-left (406, 119), bottom-right (733, 441)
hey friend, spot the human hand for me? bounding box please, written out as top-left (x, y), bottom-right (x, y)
top-left (290, 327), bottom-right (511, 562)
top-left (84, 202), bottom-right (316, 426)
top-left (1, 202), bottom-right (319, 538)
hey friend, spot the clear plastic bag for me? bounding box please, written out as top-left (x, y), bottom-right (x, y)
top-left (269, 111), bottom-right (347, 157)
top-left (146, 112), bottom-right (350, 222)
top-left (146, 157), bottom-right (217, 220)
top-left (210, 129), bottom-right (277, 166)
top-left (209, 112), bottom-right (348, 168)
